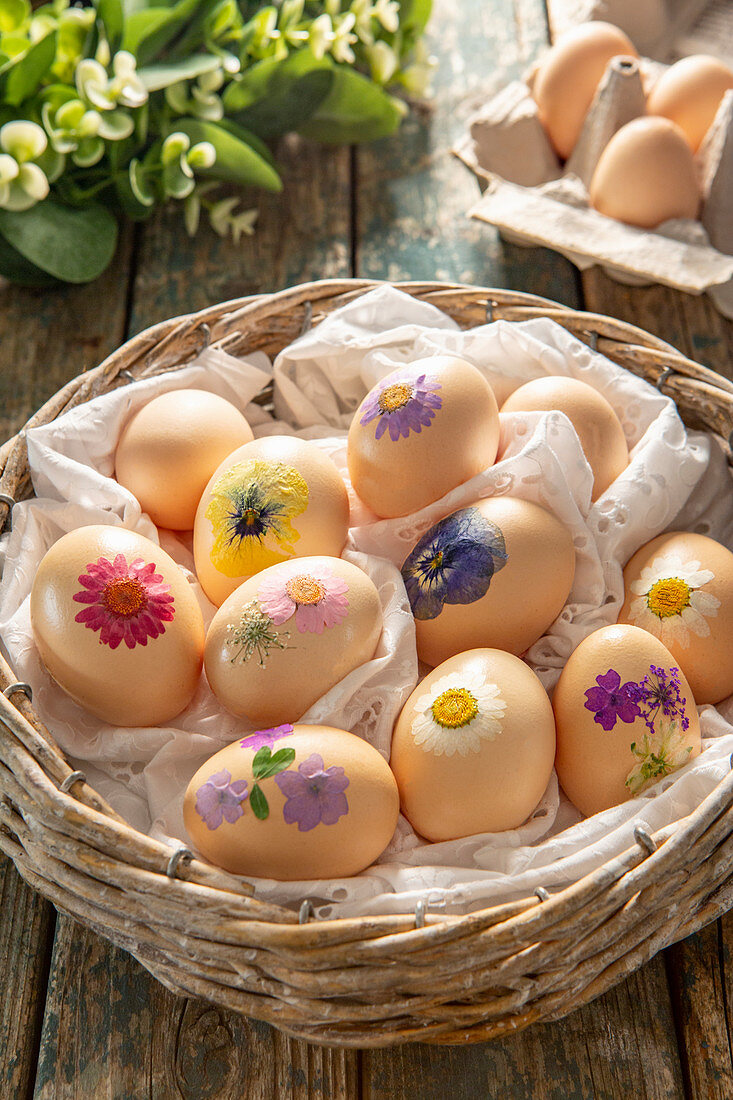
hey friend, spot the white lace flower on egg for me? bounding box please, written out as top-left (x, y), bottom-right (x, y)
top-left (410, 670), bottom-right (506, 757)
top-left (629, 552), bottom-right (720, 646)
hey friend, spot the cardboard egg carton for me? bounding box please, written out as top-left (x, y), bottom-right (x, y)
top-left (546, 0), bottom-right (733, 64)
top-left (454, 2), bottom-right (733, 313)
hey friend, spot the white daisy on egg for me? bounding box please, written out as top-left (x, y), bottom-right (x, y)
top-left (411, 670), bottom-right (506, 757)
top-left (629, 551), bottom-right (720, 646)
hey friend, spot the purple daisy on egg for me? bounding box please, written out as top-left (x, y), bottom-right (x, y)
top-left (584, 669), bottom-right (642, 731)
top-left (274, 753), bottom-right (349, 832)
top-left (194, 768), bottom-right (249, 830)
top-left (240, 724), bottom-right (295, 752)
top-left (359, 371), bottom-right (442, 441)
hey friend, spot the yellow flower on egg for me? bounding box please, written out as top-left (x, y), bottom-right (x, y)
top-left (205, 459), bottom-right (309, 578)
top-left (629, 551), bottom-right (720, 647)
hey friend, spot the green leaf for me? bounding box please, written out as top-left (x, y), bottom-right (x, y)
top-left (298, 66), bottom-right (406, 144)
top-left (95, 0), bottom-right (124, 51)
top-left (0, 199), bottom-right (118, 283)
top-left (173, 117), bottom-right (282, 191)
top-left (399, 0), bottom-right (433, 34)
top-left (223, 49), bottom-right (334, 138)
top-left (0, 229), bottom-right (58, 286)
top-left (122, 0), bottom-right (205, 66)
top-left (138, 52), bottom-right (220, 91)
top-left (252, 745), bottom-right (296, 780)
top-left (213, 117), bottom-right (275, 167)
top-left (249, 783), bottom-right (269, 820)
top-left (0, 29), bottom-right (56, 106)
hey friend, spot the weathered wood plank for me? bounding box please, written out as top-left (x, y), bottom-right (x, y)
top-left (0, 225), bottom-right (134, 442)
top-left (362, 957), bottom-right (685, 1100)
top-left (582, 268), bottom-right (733, 381)
top-left (34, 916), bottom-right (358, 1100)
top-left (666, 919), bottom-right (733, 1100)
top-left (0, 860), bottom-right (55, 1100)
top-left (354, 0), bottom-right (581, 307)
top-left (127, 136), bottom-right (352, 335)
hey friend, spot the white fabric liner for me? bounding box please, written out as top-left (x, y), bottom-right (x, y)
top-left (2, 285), bottom-right (733, 921)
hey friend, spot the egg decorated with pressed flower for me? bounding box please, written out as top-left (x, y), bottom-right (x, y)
top-left (115, 389), bottom-right (254, 531)
top-left (204, 555), bottom-right (383, 724)
top-left (500, 376), bottom-right (629, 500)
top-left (193, 436), bottom-right (350, 607)
top-left (390, 649), bottom-right (556, 841)
top-left (402, 496), bottom-right (575, 667)
top-left (183, 724), bottom-right (399, 878)
top-left (30, 525), bottom-right (205, 726)
top-left (617, 531), bottom-right (733, 704)
top-left (553, 624), bottom-right (700, 817)
top-left (347, 356), bottom-right (500, 519)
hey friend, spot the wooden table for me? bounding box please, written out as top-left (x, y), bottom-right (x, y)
top-left (3, 1), bottom-right (733, 1095)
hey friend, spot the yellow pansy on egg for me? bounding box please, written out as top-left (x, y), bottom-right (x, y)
top-left (554, 625), bottom-right (700, 817)
top-left (183, 724), bottom-right (399, 879)
top-left (347, 356), bottom-right (500, 518)
top-left (193, 436), bottom-right (350, 606)
top-left (401, 497), bottom-right (575, 667)
top-left (618, 532), bottom-right (733, 704)
top-left (390, 649), bottom-right (556, 841)
top-left (115, 389), bottom-right (254, 531)
top-left (204, 555), bottom-right (383, 725)
top-left (30, 525), bottom-right (205, 726)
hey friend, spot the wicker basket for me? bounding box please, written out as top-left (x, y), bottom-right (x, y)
top-left (2, 278), bottom-right (733, 1049)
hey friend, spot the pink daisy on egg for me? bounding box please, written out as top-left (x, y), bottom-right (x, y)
top-left (257, 561), bottom-right (349, 635)
top-left (72, 553), bottom-right (175, 650)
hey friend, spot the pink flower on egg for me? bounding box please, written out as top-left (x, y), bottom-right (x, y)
top-left (72, 553), bottom-right (175, 650)
top-left (257, 561), bottom-right (349, 635)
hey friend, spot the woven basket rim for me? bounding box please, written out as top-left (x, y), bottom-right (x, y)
top-left (2, 277), bottom-right (733, 1047)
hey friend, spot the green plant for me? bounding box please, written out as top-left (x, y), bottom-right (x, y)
top-left (0, 0), bottom-right (434, 284)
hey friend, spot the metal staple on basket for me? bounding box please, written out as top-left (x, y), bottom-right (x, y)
top-left (0, 279), bottom-right (732, 1048)
top-left (3, 682), bottom-right (32, 704)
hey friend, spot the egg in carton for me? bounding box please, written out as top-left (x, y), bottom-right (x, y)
top-left (454, 35), bottom-right (733, 312)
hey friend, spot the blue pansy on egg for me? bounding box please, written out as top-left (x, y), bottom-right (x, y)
top-left (402, 497), bottom-right (575, 667)
top-left (553, 624), bottom-right (701, 816)
top-left (347, 356), bottom-right (500, 518)
top-left (183, 724), bottom-right (399, 878)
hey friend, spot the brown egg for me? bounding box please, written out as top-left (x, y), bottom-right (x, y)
top-left (401, 497), bottom-right (575, 667)
top-left (204, 556), bottom-right (383, 724)
top-left (533, 21), bottom-right (639, 159)
top-left (501, 376), bottom-right (629, 500)
top-left (30, 525), bottom-right (205, 726)
top-left (115, 389), bottom-right (254, 530)
top-left (617, 531), bottom-right (733, 704)
top-left (183, 725), bottom-right (399, 878)
top-left (347, 356), bottom-right (500, 519)
top-left (589, 117), bottom-right (699, 228)
top-left (391, 649), bottom-right (556, 840)
top-left (554, 624), bottom-right (700, 817)
top-left (647, 55), bottom-right (733, 151)
top-left (193, 436), bottom-right (350, 607)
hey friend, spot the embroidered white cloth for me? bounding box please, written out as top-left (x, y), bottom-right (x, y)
top-left (2, 285), bottom-right (732, 919)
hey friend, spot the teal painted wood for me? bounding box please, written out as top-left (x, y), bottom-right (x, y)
top-left (354, 0), bottom-right (581, 306)
top-left (127, 136), bottom-right (352, 338)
